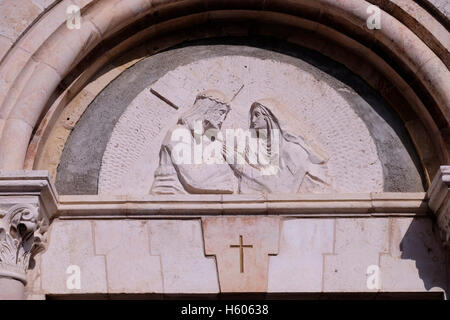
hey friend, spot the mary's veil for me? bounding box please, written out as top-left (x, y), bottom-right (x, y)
top-left (249, 102), bottom-right (327, 165)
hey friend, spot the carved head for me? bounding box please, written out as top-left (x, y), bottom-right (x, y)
top-left (249, 101), bottom-right (328, 165)
top-left (249, 102), bottom-right (281, 131)
top-left (181, 90), bottom-right (231, 131)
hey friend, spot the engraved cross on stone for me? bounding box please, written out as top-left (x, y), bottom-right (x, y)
top-left (230, 235), bottom-right (253, 273)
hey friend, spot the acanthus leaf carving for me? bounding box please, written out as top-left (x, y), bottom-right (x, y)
top-left (0, 204), bottom-right (46, 283)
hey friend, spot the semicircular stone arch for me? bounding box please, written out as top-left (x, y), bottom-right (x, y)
top-left (0, 0), bottom-right (447, 179)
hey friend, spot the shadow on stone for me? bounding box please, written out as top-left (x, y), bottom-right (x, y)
top-left (400, 218), bottom-right (449, 296)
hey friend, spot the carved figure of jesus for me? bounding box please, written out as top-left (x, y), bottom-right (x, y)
top-left (150, 90), bottom-right (236, 194)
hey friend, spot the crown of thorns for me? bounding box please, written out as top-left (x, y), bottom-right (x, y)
top-left (195, 91), bottom-right (231, 106)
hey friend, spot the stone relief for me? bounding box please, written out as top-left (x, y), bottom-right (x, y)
top-left (151, 90), bottom-right (235, 194)
top-left (99, 56), bottom-right (384, 195)
top-left (150, 91), bottom-right (332, 195)
top-left (227, 101), bottom-right (332, 194)
top-left (0, 204), bottom-right (45, 283)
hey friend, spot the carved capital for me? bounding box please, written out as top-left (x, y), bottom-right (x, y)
top-left (0, 171), bottom-right (58, 285)
top-left (0, 204), bottom-right (46, 284)
top-left (427, 166), bottom-right (450, 247)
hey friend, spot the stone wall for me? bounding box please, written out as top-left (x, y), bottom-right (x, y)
top-left (0, 0), bottom-right (448, 300)
top-left (25, 216), bottom-right (449, 298)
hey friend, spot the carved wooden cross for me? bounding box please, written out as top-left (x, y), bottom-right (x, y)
top-left (230, 235), bottom-right (253, 273)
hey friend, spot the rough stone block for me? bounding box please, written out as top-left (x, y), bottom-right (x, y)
top-left (41, 220), bottom-right (107, 294)
top-left (0, 0), bottom-right (42, 41)
top-left (323, 218), bottom-right (389, 292)
top-left (94, 220), bottom-right (163, 294)
top-left (149, 220), bottom-right (219, 293)
top-left (380, 218), bottom-right (448, 292)
top-left (268, 218), bottom-right (334, 292)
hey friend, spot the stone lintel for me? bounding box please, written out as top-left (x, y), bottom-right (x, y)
top-left (55, 192), bottom-right (428, 218)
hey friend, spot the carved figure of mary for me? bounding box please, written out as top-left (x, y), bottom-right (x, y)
top-left (228, 101), bottom-right (332, 194)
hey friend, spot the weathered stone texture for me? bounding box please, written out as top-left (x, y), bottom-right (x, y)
top-left (0, 0), bottom-right (42, 41)
top-left (40, 220), bottom-right (108, 294)
top-left (268, 219), bottom-right (334, 292)
top-left (149, 220), bottom-right (219, 293)
top-left (35, 216), bottom-right (448, 296)
top-left (94, 220), bottom-right (163, 294)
